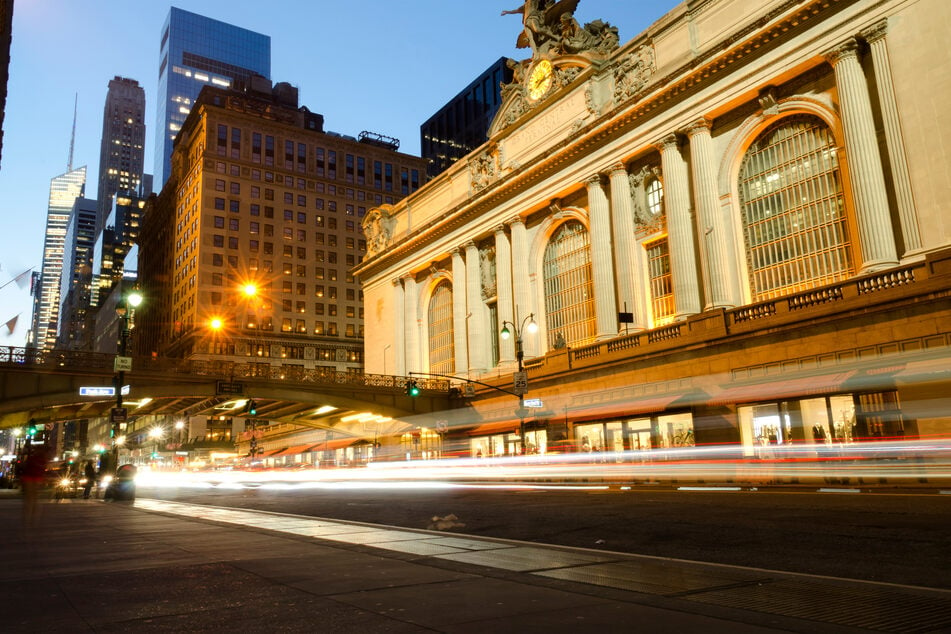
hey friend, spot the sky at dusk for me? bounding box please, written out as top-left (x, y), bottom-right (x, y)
top-left (0, 0), bottom-right (680, 346)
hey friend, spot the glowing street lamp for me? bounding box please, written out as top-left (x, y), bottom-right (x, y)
top-left (500, 312), bottom-right (538, 454)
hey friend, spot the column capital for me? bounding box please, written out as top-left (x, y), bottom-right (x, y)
top-left (391, 277), bottom-right (402, 287)
top-left (654, 133), bottom-right (679, 153)
top-left (400, 273), bottom-right (415, 283)
top-left (507, 216), bottom-right (525, 228)
top-left (684, 118), bottom-right (712, 137)
top-left (586, 174), bottom-right (605, 188)
top-left (494, 224), bottom-right (507, 236)
top-left (823, 38), bottom-right (860, 66)
top-left (608, 162), bottom-right (628, 177)
top-left (450, 246), bottom-right (462, 257)
top-left (861, 19), bottom-right (889, 44)
top-left (463, 240), bottom-right (478, 251)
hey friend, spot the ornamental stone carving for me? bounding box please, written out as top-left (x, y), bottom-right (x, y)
top-left (613, 43), bottom-right (655, 104)
top-left (479, 244), bottom-right (497, 300)
top-left (362, 204), bottom-right (396, 257)
top-left (470, 148), bottom-right (500, 192)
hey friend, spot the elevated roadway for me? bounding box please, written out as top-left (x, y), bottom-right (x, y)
top-left (0, 347), bottom-right (453, 434)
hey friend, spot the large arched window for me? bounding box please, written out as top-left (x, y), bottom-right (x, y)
top-left (427, 282), bottom-right (454, 374)
top-left (543, 220), bottom-right (596, 348)
top-left (738, 115), bottom-right (853, 301)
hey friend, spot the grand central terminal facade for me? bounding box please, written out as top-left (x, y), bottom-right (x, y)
top-left (355, 0), bottom-right (951, 460)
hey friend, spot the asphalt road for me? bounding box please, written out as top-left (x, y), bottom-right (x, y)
top-left (137, 484), bottom-right (951, 590)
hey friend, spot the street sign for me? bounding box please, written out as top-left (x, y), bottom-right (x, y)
top-left (114, 356), bottom-right (133, 371)
top-left (121, 384), bottom-right (130, 396)
top-left (110, 407), bottom-right (128, 423)
top-left (80, 386), bottom-right (115, 397)
top-left (463, 383), bottom-right (476, 397)
top-left (513, 371), bottom-right (528, 395)
top-left (216, 381), bottom-right (244, 395)
top-left (523, 398), bottom-right (544, 408)
top-left (435, 419), bottom-right (449, 433)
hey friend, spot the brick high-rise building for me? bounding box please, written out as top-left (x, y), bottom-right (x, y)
top-left (139, 79), bottom-right (427, 373)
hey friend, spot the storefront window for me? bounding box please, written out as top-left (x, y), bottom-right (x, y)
top-left (655, 413), bottom-right (695, 448)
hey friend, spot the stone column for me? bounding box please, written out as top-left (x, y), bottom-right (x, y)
top-left (391, 278), bottom-right (405, 376)
top-left (401, 274), bottom-right (419, 373)
top-left (586, 175), bottom-right (619, 339)
top-left (494, 225), bottom-right (515, 365)
top-left (656, 134), bottom-right (701, 318)
top-left (824, 39), bottom-right (898, 271)
top-left (686, 119), bottom-right (738, 309)
top-left (608, 163), bottom-right (647, 331)
top-left (464, 241), bottom-right (488, 375)
top-left (509, 217), bottom-right (536, 357)
top-left (861, 21), bottom-right (920, 254)
top-left (450, 247), bottom-right (469, 377)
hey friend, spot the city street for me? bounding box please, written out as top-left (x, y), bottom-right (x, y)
top-left (136, 484), bottom-right (951, 590)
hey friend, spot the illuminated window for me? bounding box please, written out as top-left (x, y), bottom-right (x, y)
top-left (738, 115), bottom-right (852, 301)
top-left (646, 178), bottom-right (663, 215)
top-left (428, 283), bottom-right (454, 374)
top-left (645, 239), bottom-right (675, 325)
top-left (543, 221), bottom-right (596, 348)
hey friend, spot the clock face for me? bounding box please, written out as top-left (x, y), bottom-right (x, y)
top-left (528, 60), bottom-right (553, 101)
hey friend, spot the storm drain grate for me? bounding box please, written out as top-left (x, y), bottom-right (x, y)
top-left (683, 577), bottom-right (951, 633)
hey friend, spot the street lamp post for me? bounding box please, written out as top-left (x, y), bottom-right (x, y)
top-left (500, 312), bottom-right (538, 454)
top-left (111, 290), bottom-right (142, 474)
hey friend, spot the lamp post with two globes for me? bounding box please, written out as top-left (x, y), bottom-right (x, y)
top-left (500, 312), bottom-right (538, 454)
top-left (111, 290), bottom-right (142, 474)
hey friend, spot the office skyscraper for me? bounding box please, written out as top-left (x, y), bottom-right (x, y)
top-left (32, 166), bottom-right (86, 350)
top-left (153, 7), bottom-right (270, 188)
top-left (420, 57), bottom-right (513, 178)
top-left (96, 76), bottom-right (145, 237)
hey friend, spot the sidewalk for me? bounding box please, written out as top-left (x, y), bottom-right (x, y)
top-left (2, 493), bottom-right (950, 633)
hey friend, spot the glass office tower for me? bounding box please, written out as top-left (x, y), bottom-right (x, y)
top-left (153, 7), bottom-right (270, 188)
top-left (32, 166), bottom-right (86, 350)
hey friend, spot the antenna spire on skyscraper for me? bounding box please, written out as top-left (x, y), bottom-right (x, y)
top-left (67, 93), bottom-right (77, 171)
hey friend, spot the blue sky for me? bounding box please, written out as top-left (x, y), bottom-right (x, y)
top-left (0, 0), bottom-right (678, 346)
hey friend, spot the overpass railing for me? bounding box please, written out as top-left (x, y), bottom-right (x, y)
top-left (0, 347), bottom-right (448, 392)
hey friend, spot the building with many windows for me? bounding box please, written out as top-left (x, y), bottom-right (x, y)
top-left (138, 79), bottom-right (427, 376)
top-left (420, 57), bottom-right (513, 178)
top-left (95, 76), bottom-right (146, 237)
top-left (56, 196), bottom-right (97, 350)
top-left (31, 166), bottom-right (86, 350)
top-left (153, 7), bottom-right (270, 188)
top-left (357, 0), bottom-right (951, 459)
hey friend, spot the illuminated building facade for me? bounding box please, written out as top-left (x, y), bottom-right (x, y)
top-left (32, 166), bottom-right (86, 351)
top-left (357, 0), bottom-right (951, 458)
top-left (95, 76), bottom-right (145, 236)
top-left (153, 7), bottom-right (270, 188)
top-left (420, 57), bottom-right (512, 179)
top-left (141, 79), bottom-right (427, 374)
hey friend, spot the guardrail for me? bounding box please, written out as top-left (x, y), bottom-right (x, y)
top-left (0, 347), bottom-right (448, 392)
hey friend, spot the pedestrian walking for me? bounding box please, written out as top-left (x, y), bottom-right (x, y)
top-left (82, 459), bottom-right (97, 499)
top-left (18, 446), bottom-right (49, 529)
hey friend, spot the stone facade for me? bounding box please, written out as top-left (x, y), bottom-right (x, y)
top-left (356, 0), bottom-right (951, 455)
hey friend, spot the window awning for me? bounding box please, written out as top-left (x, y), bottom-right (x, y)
top-left (466, 420), bottom-right (520, 436)
top-left (894, 358), bottom-right (951, 382)
top-left (269, 444), bottom-right (314, 457)
top-left (568, 393), bottom-right (687, 423)
top-left (708, 371), bottom-right (856, 407)
top-left (309, 438), bottom-right (363, 451)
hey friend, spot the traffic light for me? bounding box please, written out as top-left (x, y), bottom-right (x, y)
top-left (405, 379), bottom-right (420, 397)
top-left (26, 419), bottom-right (37, 437)
top-left (246, 399), bottom-right (258, 416)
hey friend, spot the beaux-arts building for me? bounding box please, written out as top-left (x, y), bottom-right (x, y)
top-left (356, 0), bottom-right (951, 458)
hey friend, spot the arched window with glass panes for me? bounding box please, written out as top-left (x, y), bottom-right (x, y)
top-left (738, 115), bottom-right (853, 301)
top-left (427, 282), bottom-right (455, 375)
top-left (543, 220), bottom-right (596, 348)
